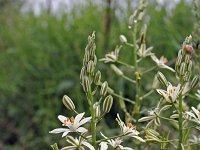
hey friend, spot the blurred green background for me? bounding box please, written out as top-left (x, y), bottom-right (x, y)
top-left (0, 0), bottom-right (198, 149)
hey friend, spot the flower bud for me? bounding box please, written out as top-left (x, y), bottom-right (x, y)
top-left (80, 67), bottom-right (86, 81)
top-left (63, 95), bottom-right (75, 111)
top-left (93, 103), bottom-right (101, 118)
top-left (187, 60), bottom-right (192, 72)
top-left (183, 71), bottom-right (191, 82)
top-left (183, 44), bottom-right (193, 53)
top-left (184, 54), bottom-right (191, 64)
top-left (87, 60), bottom-right (95, 74)
top-left (83, 50), bottom-right (90, 65)
top-left (180, 62), bottom-right (186, 75)
top-left (191, 75), bottom-right (199, 89)
top-left (94, 71), bottom-right (101, 85)
top-left (119, 35), bottom-right (127, 43)
top-left (103, 95), bottom-right (113, 113)
top-left (82, 77), bottom-right (90, 93)
top-left (157, 72), bottom-right (168, 87)
top-left (110, 64), bottom-right (123, 76)
top-left (51, 143), bottom-right (59, 150)
top-left (175, 52), bottom-right (182, 68)
top-left (100, 81), bottom-right (108, 96)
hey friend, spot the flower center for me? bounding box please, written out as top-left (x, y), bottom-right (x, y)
top-left (63, 118), bottom-right (68, 126)
top-left (70, 116), bottom-right (75, 124)
top-left (127, 122), bottom-right (136, 129)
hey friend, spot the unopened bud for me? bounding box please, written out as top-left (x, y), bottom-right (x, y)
top-left (63, 95), bottom-right (75, 111)
top-left (180, 62), bottom-right (186, 76)
top-left (87, 60), bottom-right (95, 74)
top-left (184, 54), bottom-right (191, 64)
top-left (191, 75), bottom-right (199, 89)
top-left (93, 103), bottom-right (101, 118)
top-left (80, 67), bottom-right (86, 81)
top-left (157, 72), bottom-right (168, 87)
top-left (110, 64), bottom-right (123, 76)
top-left (100, 81), bottom-right (108, 96)
top-left (187, 60), bottom-right (192, 72)
top-left (119, 35), bottom-right (127, 43)
top-left (103, 95), bottom-right (113, 113)
top-left (183, 44), bottom-right (193, 53)
top-left (51, 143), bottom-right (59, 150)
top-left (83, 50), bottom-right (90, 65)
top-left (183, 71), bottom-right (191, 82)
top-left (82, 77), bottom-right (90, 93)
top-left (94, 71), bottom-right (101, 85)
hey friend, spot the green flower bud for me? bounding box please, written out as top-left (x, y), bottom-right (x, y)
top-left (157, 72), bottom-right (168, 87)
top-left (103, 95), bottom-right (113, 113)
top-left (180, 62), bottom-right (186, 76)
top-left (83, 50), bottom-right (90, 65)
top-left (183, 71), bottom-right (191, 82)
top-left (93, 103), bottom-right (101, 118)
top-left (191, 75), bottom-right (199, 89)
top-left (110, 64), bottom-right (123, 76)
top-left (82, 77), bottom-right (90, 93)
top-left (94, 71), bottom-right (101, 85)
top-left (63, 95), bottom-right (75, 111)
top-left (87, 60), bottom-right (95, 74)
top-left (184, 54), bottom-right (191, 64)
top-left (119, 35), bottom-right (127, 43)
top-left (187, 60), bottom-right (192, 72)
top-left (51, 143), bottom-right (59, 150)
top-left (100, 81), bottom-right (108, 96)
top-left (80, 67), bottom-right (86, 81)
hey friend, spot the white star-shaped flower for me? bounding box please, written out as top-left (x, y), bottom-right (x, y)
top-left (99, 46), bottom-right (120, 63)
top-left (101, 133), bottom-right (133, 150)
top-left (116, 114), bottom-right (145, 142)
top-left (186, 106), bottom-right (200, 125)
top-left (49, 112), bottom-right (91, 137)
top-left (61, 136), bottom-right (94, 150)
top-left (156, 83), bottom-right (181, 103)
top-left (151, 54), bottom-right (175, 72)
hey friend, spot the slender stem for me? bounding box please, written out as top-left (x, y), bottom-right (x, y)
top-left (187, 94), bottom-right (200, 102)
top-left (110, 91), bottom-right (135, 104)
top-left (178, 91), bottom-right (183, 150)
top-left (132, 23), bottom-right (141, 125)
top-left (88, 86), bottom-right (96, 149)
top-left (116, 60), bottom-right (135, 70)
top-left (122, 75), bottom-right (136, 84)
top-left (183, 124), bottom-right (200, 130)
top-left (141, 66), bottom-right (157, 75)
top-left (139, 89), bottom-right (154, 100)
top-left (125, 42), bottom-right (134, 47)
top-left (158, 115), bottom-right (178, 122)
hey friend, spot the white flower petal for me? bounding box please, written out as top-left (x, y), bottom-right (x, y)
top-left (61, 146), bottom-right (76, 150)
top-left (186, 112), bottom-right (197, 119)
top-left (74, 112), bottom-right (85, 124)
top-left (62, 131), bottom-right (70, 137)
top-left (49, 128), bottom-right (69, 134)
top-left (58, 115), bottom-right (68, 124)
top-left (82, 141), bottom-right (95, 150)
top-left (99, 142), bottom-right (108, 150)
top-left (132, 136), bottom-right (145, 142)
top-left (79, 117), bottom-right (92, 126)
top-left (76, 127), bottom-right (88, 133)
top-left (192, 107), bottom-right (200, 118)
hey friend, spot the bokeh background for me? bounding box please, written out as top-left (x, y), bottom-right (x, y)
top-left (0, 0), bottom-right (199, 149)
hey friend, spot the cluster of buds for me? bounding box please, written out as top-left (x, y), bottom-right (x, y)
top-left (80, 32), bottom-right (97, 93)
top-left (175, 35), bottom-right (194, 82)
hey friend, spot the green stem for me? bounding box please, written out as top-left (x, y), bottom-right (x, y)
top-left (178, 91), bottom-right (183, 150)
top-left (108, 89), bottom-right (135, 104)
top-left (88, 89), bottom-right (96, 149)
top-left (158, 115), bottom-right (178, 122)
top-left (116, 60), bottom-right (135, 70)
top-left (132, 23), bottom-right (140, 123)
top-left (141, 66), bottom-right (157, 75)
top-left (122, 75), bottom-right (136, 84)
top-left (139, 89), bottom-right (154, 100)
